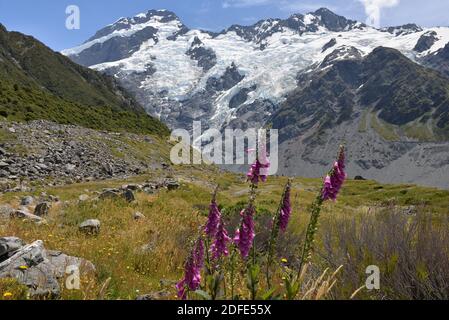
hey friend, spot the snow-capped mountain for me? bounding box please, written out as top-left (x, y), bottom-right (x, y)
top-left (63, 8), bottom-right (449, 188)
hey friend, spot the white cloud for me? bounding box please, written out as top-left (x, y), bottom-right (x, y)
top-left (359, 0), bottom-right (400, 28)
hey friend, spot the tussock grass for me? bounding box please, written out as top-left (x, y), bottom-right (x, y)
top-left (1, 169), bottom-right (449, 300)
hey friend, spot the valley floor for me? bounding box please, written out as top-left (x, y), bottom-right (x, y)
top-left (1, 164), bottom-right (448, 300)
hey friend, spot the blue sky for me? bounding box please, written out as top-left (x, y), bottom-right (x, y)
top-left (1, 0), bottom-right (448, 51)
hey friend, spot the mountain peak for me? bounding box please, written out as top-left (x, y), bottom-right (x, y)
top-left (312, 7), bottom-right (360, 31)
top-left (313, 7), bottom-right (336, 16)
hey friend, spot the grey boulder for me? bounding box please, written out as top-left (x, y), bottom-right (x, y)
top-left (0, 239), bottom-right (95, 299)
top-left (79, 219), bottom-right (101, 235)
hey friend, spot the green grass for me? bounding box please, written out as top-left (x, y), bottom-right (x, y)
top-left (402, 121), bottom-right (435, 141)
top-left (2, 166), bottom-right (449, 300)
top-left (0, 26), bottom-right (169, 136)
top-left (370, 112), bottom-right (400, 141)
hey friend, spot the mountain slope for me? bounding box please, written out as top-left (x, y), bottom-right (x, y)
top-left (63, 8), bottom-right (449, 131)
top-left (273, 47), bottom-right (449, 141)
top-left (0, 24), bottom-right (168, 135)
top-left (270, 47), bottom-right (449, 187)
top-left (62, 8), bottom-right (449, 188)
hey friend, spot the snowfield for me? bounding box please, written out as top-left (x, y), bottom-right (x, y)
top-left (63, 9), bottom-right (449, 130)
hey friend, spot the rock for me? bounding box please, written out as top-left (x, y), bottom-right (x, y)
top-left (78, 194), bottom-right (89, 202)
top-left (0, 237), bottom-right (25, 261)
top-left (0, 204), bottom-right (14, 220)
top-left (136, 291), bottom-right (170, 300)
top-left (123, 184), bottom-right (140, 191)
top-left (133, 212), bottom-right (146, 220)
top-left (99, 189), bottom-right (120, 200)
top-left (354, 175), bottom-right (367, 181)
top-left (122, 189), bottom-right (135, 202)
top-left (11, 209), bottom-right (44, 223)
top-left (20, 195), bottom-right (34, 206)
top-left (403, 206), bottom-right (417, 216)
top-left (34, 202), bottom-right (50, 217)
top-left (46, 250), bottom-right (96, 278)
top-left (79, 219), bottom-right (101, 235)
top-left (166, 180), bottom-right (180, 191)
top-left (0, 161), bottom-right (9, 168)
top-left (0, 240), bottom-right (59, 298)
top-left (0, 239), bottom-right (95, 299)
top-left (102, 162), bottom-right (114, 176)
top-left (143, 187), bottom-right (155, 194)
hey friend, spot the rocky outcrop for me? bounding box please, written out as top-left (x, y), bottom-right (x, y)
top-left (0, 238), bottom-right (95, 299)
top-left (414, 31), bottom-right (438, 52)
top-left (0, 120), bottom-right (170, 190)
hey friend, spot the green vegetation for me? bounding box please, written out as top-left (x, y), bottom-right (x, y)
top-left (2, 164), bottom-right (449, 300)
top-left (402, 120), bottom-right (435, 141)
top-left (0, 24), bottom-right (169, 136)
top-left (370, 112), bottom-right (400, 141)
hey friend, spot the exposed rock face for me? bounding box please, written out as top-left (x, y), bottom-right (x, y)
top-left (0, 238), bottom-right (95, 299)
top-left (382, 24), bottom-right (423, 36)
top-left (59, 8), bottom-right (449, 188)
top-left (0, 120), bottom-right (167, 189)
top-left (186, 37), bottom-right (217, 72)
top-left (271, 47), bottom-right (449, 188)
top-left (414, 31), bottom-right (438, 52)
top-left (322, 38), bottom-right (337, 53)
top-left (421, 43), bottom-right (449, 78)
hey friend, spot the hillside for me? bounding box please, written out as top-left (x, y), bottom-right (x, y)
top-left (62, 8), bottom-right (449, 188)
top-left (0, 24), bottom-right (168, 135)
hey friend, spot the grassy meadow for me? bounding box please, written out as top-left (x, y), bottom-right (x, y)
top-left (1, 164), bottom-right (448, 300)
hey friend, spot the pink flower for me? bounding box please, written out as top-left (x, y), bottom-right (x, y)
top-left (321, 147), bottom-right (346, 201)
top-left (234, 207), bottom-right (256, 258)
top-left (247, 159), bottom-right (270, 184)
top-left (176, 237), bottom-right (204, 299)
top-left (247, 141), bottom-right (270, 184)
top-left (279, 183), bottom-right (292, 232)
top-left (205, 199), bottom-right (221, 237)
top-left (210, 218), bottom-right (231, 259)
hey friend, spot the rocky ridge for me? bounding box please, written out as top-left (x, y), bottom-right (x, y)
top-left (0, 120), bottom-right (172, 191)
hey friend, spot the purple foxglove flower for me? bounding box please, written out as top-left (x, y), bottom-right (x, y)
top-left (176, 237), bottom-right (204, 299)
top-left (321, 147), bottom-right (346, 202)
top-left (205, 199), bottom-right (221, 237)
top-left (247, 159), bottom-right (270, 184)
top-left (234, 207), bottom-right (256, 258)
top-left (210, 218), bottom-right (231, 259)
top-left (279, 183), bottom-right (292, 232)
top-left (247, 142), bottom-right (270, 184)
